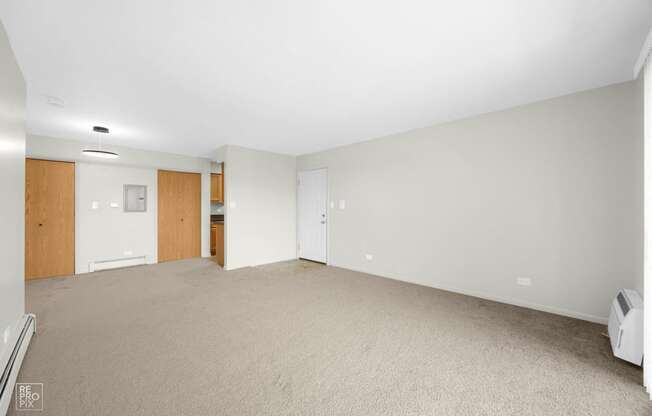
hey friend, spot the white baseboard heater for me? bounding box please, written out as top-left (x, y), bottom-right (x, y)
top-left (0, 314), bottom-right (35, 415)
top-left (89, 256), bottom-right (147, 273)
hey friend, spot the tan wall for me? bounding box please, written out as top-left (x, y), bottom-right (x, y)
top-left (298, 80), bottom-right (644, 323)
top-left (219, 145), bottom-right (297, 270)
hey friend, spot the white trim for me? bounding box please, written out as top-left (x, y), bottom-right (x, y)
top-left (338, 264), bottom-right (608, 324)
top-left (0, 314), bottom-right (36, 416)
top-left (634, 26), bottom-right (652, 78)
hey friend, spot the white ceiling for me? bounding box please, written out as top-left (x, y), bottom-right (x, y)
top-left (1, 1), bottom-right (651, 157)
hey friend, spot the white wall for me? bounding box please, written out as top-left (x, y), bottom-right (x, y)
top-left (643, 47), bottom-right (652, 395)
top-left (27, 134), bottom-right (211, 172)
top-left (298, 80), bottom-right (643, 323)
top-left (634, 73), bottom-right (645, 298)
top-left (217, 145), bottom-right (297, 270)
top-left (26, 135), bottom-right (214, 263)
top-left (76, 163), bottom-right (157, 273)
top-left (0, 21), bottom-right (26, 378)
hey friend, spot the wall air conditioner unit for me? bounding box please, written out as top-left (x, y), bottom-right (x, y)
top-left (607, 289), bottom-right (643, 366)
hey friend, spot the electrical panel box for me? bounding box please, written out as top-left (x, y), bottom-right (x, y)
top-left (124, 184), bottom-right (147, 212)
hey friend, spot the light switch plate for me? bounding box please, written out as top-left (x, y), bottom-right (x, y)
top-left (516, 277), bottom-right (532, 286)
top-left (338, 200), bottom-right (346, 210)
top-left (110, 202), bottom-right (119, 208)
top-left (91, 201), bottom-right (99, 210)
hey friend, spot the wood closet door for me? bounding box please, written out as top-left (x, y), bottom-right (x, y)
top-left (25, 159), bottom-right (75, 279)
top-left (158, 170), bottom-right (201, 262)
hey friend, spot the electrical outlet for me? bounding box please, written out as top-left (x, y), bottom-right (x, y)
top-left (365, 254), bottom-right (373, 261)
top-left (516, 277), bottom-right (532, 286)
top-left (124, 250), bottom-right (133, 256)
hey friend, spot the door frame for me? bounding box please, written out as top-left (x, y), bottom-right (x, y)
top-left (296, 167), bottom-right (329, 265)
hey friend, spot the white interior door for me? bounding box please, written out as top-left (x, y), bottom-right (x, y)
top-left (298, 169), bottom-right (328, 263)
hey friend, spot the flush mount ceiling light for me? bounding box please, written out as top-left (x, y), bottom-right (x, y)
top-left (82, 126), bottom-right (119, 159)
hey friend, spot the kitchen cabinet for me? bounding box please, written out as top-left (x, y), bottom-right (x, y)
top-left (211, 225), bottom-right (216, 256)
top-left (211, 222), bottom-right (224, 267)
top-left (212, 223), bottom-right (224, 266)
top-left (215, 223), bottom-right (224, 266)
top-left (211, 173), bottom-right (223, 202)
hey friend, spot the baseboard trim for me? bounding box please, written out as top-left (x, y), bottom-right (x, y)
top-left (0, 314), bottom-right (36, 416)
top-left (227, 257), bottom-right (299, 271)
top-left (336, 264), bottom-right (608, 324)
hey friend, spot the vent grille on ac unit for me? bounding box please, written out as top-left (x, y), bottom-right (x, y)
top-left (616, 292), bottom-right (630, 316)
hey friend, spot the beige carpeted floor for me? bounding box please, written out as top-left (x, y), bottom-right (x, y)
top-left (8, 259), bottom-right (650, 415)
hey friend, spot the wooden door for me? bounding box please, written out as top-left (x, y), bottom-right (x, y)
top-left (158, 170), bottom-right (201, 262)
top-left (25, 159), bottom-right (75, 279)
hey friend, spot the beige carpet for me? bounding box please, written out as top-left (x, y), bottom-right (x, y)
top-left (8, 259), bottom-right (650, 415)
